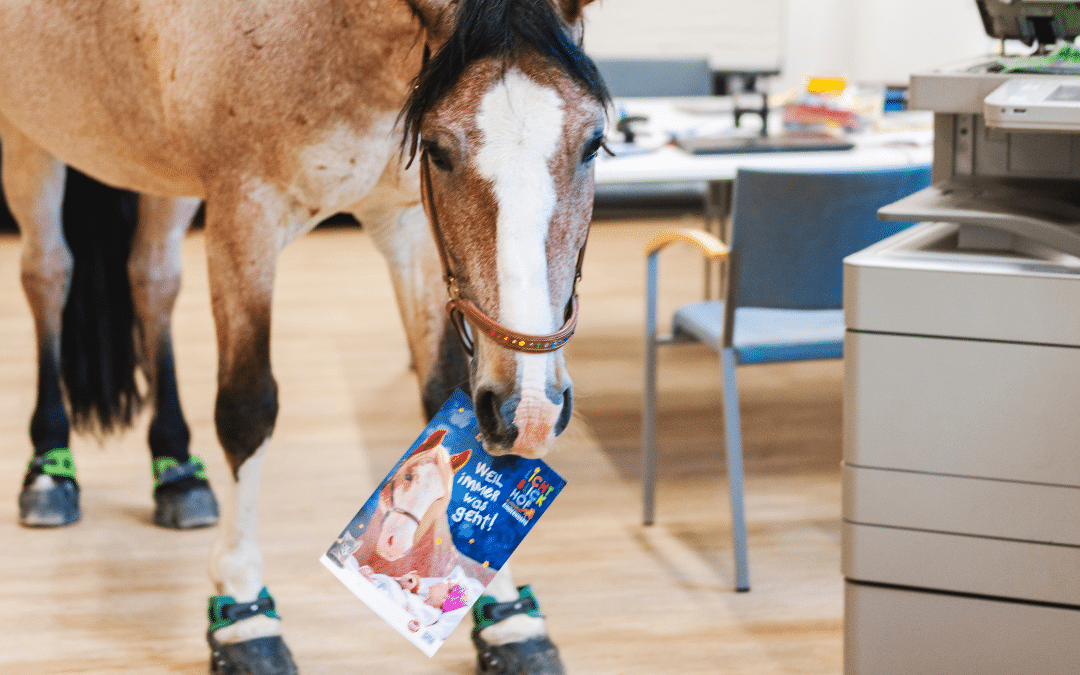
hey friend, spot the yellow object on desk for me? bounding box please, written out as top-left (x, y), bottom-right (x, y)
top-left (806, 75), bottom-right (847, 94)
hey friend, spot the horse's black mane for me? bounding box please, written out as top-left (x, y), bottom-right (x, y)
top-left (401, 0), bottom-right (610, 156)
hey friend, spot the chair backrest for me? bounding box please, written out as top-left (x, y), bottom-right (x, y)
top-left (592, 58), bottom-right (713, 97)
top-left (729, 165), bottom-right (932, 310)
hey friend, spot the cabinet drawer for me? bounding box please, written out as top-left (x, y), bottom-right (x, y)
top-left (844, 330), bottom-right (1080, 486)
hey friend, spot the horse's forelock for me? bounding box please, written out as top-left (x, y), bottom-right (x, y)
top-left (400, 0), bottom-right (610, 158)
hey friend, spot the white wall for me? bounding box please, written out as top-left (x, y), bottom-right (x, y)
top-left (582, 0), bottom-right (997, 93)
top-left (780, 0), bottom-right (992, 92)
top-left (581, 0), bottom-right (784, 70)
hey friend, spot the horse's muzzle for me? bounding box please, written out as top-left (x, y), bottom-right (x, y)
top-left (376, 512), bottom-right (419, 561)
top-left (475, 384), bottom-right (572, 457)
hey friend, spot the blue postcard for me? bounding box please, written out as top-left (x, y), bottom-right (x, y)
top-left (320, 389), bottom-right (566, 656)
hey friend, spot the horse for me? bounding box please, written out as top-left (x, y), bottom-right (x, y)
top-left (0, 0), bottom-right (609, 673)
top-left (350, 428), bottom-right (496, 585)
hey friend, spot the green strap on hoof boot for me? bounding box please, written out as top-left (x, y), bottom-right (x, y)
top-left (472, 585), bottom-right (544, 633)
top-left (153, 455), bottom-right (209, 487)
top-left (208, 588), bottom-right (280, 633)
top-left (27, 448), bottom-right (78, 482)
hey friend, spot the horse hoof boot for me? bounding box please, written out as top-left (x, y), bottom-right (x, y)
top-left (208, 632), bottom-right (298, 675)
top-left (154, 480), bottom-right (219, 529)
top-left (473, 634), bottom-right (566, 675)
top-left (19, 476), bottom-right (80, 527)
top-left (19, 449), bottom-right (81, 528)
top-left (153, 456), bottom-right (219, 529)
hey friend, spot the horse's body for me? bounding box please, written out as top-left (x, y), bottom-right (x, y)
top-left (1, 2), bottom-right (417, 204)
top-left (351, 429), bottom-right (495, 585)
top-left (0, 0), bottom-right (608, 672)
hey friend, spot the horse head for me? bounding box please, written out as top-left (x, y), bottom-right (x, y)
top-left (402, 0), bottom-right (609, 459)
top-left (376, 429), bottom-right (471, 561)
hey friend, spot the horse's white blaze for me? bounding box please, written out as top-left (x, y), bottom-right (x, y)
top-left (474, 69), bottom-right (565, 450)
top-left (475, 70), bottom-right (563, 334)
top-left (210, 444), bottom-right (281, 642)
top-left (514, 353), bottom-right (558, 449)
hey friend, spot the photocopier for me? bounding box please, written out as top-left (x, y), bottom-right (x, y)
top-left (842, 2), bottom-right (1080, 672)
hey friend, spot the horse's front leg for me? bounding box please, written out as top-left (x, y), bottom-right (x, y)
top-left (473, 563), bottom-right (564, 675)
top-left (203, 194), bottom-right (296, 675)
top-left (129, 195), bottom-right (219, 529)
top-left (0, 124), bottom-right (78, 526)
top-left (367, 204), bottom-right (564, 675)
top-left (363, 202), bottom-right (470, 417)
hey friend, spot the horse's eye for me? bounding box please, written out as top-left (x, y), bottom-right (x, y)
top-left (404, 472), bottom-right (413, 482)
top-left (582, 135), bottom-right (603, 164)
top-left (423, 142), bottom-right (453, 172)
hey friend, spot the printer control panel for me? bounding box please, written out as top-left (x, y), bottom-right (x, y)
top-left (984, 77), bottom-right (1080, 130)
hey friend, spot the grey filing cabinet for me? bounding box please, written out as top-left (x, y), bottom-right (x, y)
top-left (841, 2), bottom-right (1080, 668)
top-left (842, 221), bottom-right (1080, 674)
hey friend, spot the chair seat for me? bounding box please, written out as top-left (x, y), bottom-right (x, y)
top-left (672, 302), bottom-right (844, 365)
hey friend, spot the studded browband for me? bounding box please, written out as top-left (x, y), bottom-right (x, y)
top-left (419, 150), bottom-right (584, 356)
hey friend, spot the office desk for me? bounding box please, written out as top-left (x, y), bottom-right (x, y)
top-left (595, 135), bottom-right (933, 185)
top-left (595, 98), bottom-right (933, 182)
top-left (594, 99), bottom-right (934, 294)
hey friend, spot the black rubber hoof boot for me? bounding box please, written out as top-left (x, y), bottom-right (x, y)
top-left (154, 478), bottom-right (219, 529)
top-left (19, 477), bottom-right (80, 528)
top-left (208, 632), bottom-right (298, 675)
top-left (473, 633), bottom-right (566, 675)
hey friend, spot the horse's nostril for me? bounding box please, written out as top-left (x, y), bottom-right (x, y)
top-left (475, 388), bottom-right (502, 437)
top-left (554, 386), bottom-right (573, 437)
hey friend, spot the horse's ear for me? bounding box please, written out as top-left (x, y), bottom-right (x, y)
top-left (414, 428), bottom-right (448, 456)
top-left (449, 449), bottom-right (471, 474)
top-left (405, 0), bottom-right (459, 44)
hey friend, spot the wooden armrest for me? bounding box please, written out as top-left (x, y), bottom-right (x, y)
top-left (645, 228), bottom-right (729, 261)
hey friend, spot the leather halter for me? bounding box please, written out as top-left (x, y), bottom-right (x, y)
top-left (388, 506), bottom-right (422, 528)
top-left (419, 150), bottom-right (585, 356)
top-left (383, 477), bottom-right (423, 528)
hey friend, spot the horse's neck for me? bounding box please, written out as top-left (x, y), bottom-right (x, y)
top-left (407, 501), bottom-right (459, 575)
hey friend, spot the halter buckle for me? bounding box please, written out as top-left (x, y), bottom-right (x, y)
top-left (446, 276), bottom-right (462, 302)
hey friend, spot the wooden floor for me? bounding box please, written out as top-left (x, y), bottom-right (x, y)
top-left (0, 215), bottom-right (845, 674)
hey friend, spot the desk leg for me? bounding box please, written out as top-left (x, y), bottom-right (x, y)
top-left (704, 180), bottom-right (732, 300)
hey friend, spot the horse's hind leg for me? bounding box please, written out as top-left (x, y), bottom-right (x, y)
top-left (129, 196), bottom-right (219, 529)
top-left (0, 125), bottom-right (78, 526)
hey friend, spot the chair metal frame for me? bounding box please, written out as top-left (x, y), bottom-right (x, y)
top-left (642, 165), bottom-right (932, 593)
top-left (643, 228), bottom-right (751, 591)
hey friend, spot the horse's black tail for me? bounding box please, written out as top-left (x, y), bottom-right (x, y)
top-left (60, 168), bottom-right (143, 433)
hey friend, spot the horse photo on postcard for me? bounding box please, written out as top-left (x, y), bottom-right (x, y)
top-left (347, 428), bottom-right (496, 585)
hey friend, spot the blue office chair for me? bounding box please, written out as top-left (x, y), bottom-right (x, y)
top-left (642, 165), bottom-right (932, 591)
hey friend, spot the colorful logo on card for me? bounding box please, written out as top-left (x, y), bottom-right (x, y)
top-left (502, 467), bottom-right (557, 524)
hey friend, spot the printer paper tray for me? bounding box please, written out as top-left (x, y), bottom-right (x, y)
top-left (844, 522), bottom-right (1080, 605)
top-left (879, 184), bottom-right (1080, 258)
